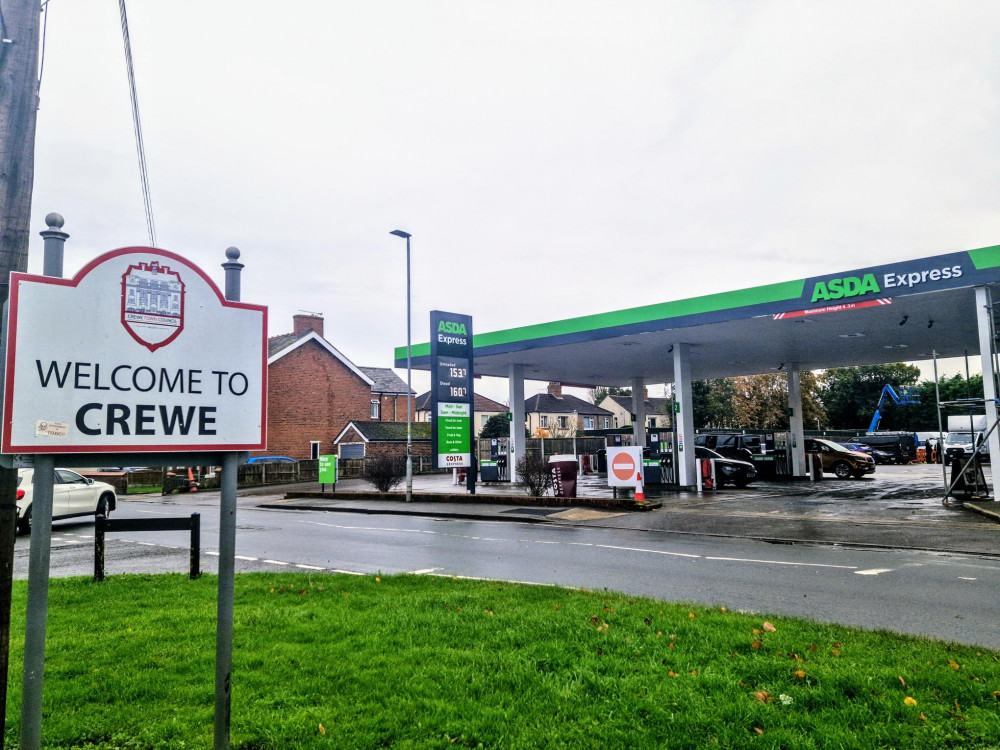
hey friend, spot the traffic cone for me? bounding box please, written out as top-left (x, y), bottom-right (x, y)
top-left (635, 472), bottom-right (646, 503)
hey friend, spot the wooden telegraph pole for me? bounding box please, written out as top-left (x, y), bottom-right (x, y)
top-left (0, 0), bottom-right (41, 743)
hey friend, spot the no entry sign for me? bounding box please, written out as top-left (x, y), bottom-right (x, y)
top-left (2, 247), bottom-right (267, 453)
top-left (606, 446), bottom-right (643, 487)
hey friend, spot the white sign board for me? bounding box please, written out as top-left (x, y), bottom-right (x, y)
top-left (3, 247), bottom-right (267, 453)
top-left (606, 446), bottom-right (643, 487)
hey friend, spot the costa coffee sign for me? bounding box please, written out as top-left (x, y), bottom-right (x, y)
top-left (2, 247), bottom-right (267, 453)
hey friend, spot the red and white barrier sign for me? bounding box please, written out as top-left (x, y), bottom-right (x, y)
top-left (607, 446), bottom-right (643, 487)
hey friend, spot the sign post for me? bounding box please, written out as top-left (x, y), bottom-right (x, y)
top-left (318, 454), bottom-right (338, 491)
top-left (3, 241), bottom-right (266, 749)
top-left (429, 311), bottom-right (475, 493)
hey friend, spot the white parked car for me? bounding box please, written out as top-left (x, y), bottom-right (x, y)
top-left (16, 468), bottom-right (117, 535)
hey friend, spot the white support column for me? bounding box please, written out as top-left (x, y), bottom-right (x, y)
top-left (631, 376), bottom-right (647, 452)
top-left (787, 367), bottom-right (806, 477)
top-left (508, 364), bottom-right (526, 483)
top-left (975, 286), bottom-right (1000, 474)
top-left (673, 344), bottom-right (696, 487)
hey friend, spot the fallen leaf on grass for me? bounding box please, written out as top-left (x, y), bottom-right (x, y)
top-left (751, 641), bottom-right (762, 650)
top-left (720, 606), bottom-right (727, 613)
top-left (754, 691), bottom-right (772, 703)
top-left (898, 676), bottom-right (907, 688)
top-left (319, 724), bottom-right (326, 735)
top-left (668, 670), bottom-right (679, 677)
top-left (904, 697), bottom-right (917, 706)
top-left (919, 713), bottom-right (927, 721)
top-left (946, 711), bottom-right (967, 722)
top-left (375, 577), bottom-right (381, 582)
top-left (484, 609), bottom-right (494, 616)
top-left (948, 659), bottom-right (961, 671)
top-left (752, 629), bottom-right (761, 636)
top-left (793, 670), bottom-right (806, 679)
top-left (809, 644), bottom-right (817, 652)
top-left (689, 612), bottom-right (697, 619)
top-left (993, 691), bottom-right (1000, 700)
top-left (762, 622), bottom-right (776, 632)
top-left (644, 617), bottom-right (652, 626)
top-left (753, 727), bottom-right (764, 735)
top-left (832, 649), bottom-right (840, 657)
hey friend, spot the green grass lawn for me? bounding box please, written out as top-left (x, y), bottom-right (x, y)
top-left (5, 573), bottom-right (1000, 749)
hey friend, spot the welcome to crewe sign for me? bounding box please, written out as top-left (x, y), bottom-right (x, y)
top-left (2, 247), bottom-right (267, 454)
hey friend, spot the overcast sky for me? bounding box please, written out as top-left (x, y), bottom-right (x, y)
top-left (26, 1), bottom-right (1000, 403)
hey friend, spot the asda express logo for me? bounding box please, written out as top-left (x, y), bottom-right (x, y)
top-left (811, 264), bottom-right (963, 303)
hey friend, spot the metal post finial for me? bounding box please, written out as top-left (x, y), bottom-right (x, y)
top-left (222, 247), bottom-right (244, 302)
top-left (40, 212), bottom-right (69, 278)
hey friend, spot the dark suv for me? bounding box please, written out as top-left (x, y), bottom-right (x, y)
top-left (693, 433), bottom-right (763, 462)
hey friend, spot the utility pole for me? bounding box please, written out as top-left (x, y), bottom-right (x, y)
top-left (0, 1), bottom-right (41, 744)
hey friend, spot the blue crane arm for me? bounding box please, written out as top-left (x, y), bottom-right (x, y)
top-left (868, 384), bottom-right (920, 433)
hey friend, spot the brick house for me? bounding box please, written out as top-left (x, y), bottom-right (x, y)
top-left (525, 382), bottom-right (614, 437)
top-left (263, 314), bottom-right (413, 459)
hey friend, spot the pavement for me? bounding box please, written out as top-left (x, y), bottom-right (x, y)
top-left (253, 463), bottom-right (1000, 558)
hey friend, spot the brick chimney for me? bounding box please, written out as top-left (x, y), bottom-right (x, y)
top-left (547, 381), bottom-right (563, 398)
top-left (293, 313), bottom-right (324, 337)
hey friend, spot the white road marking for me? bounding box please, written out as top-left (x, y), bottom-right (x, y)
top-left (594, 544), bottom-right (700, 558)
top-left (410, 567), bottom-right (442, 575)
top-left (705, 556), bottom-right (857, 569)
top-left (855, 568), bottom-right (895, 576)
top-left (263, 559), bottom-right (289, 566)
top-left (235, 555), bottom-right (257, 561)
top-left (959, 577), bottom-right (977, 581)
top-left (295, 564), bottom-right (325, 570)
top-left (206, 551), bottom-right (219, 556)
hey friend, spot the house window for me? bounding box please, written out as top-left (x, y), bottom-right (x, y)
top-left (481, 415), bottom-right (489, 427)
top-left (558, 416), bottom-right (568, 429)
top-left (584, 416), bottom-right (595, 429)
top-left (603, 417), bottom-right (610, 429)
top-left (540, 416), bottom-right (548, 428)
top-left (370, 399), bottom-right (380, 419)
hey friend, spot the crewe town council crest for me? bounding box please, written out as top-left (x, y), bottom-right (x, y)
top-left (120, 261), bottom-right (185, 351)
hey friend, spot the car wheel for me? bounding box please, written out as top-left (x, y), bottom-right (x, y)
top-left (16, 506), bottom-right (31, 536)
top-left (833, 461), bottom-right (853, 480)
top-left (96, 494), bottom-right (113, 518)
top-left (851, 470), bottom-right (867, 479)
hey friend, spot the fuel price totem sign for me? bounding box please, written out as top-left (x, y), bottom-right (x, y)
top-left (430, 311), bottom-right (473, 469)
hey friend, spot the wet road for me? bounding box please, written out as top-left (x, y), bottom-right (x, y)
top-left (17, 484), bottom-right (1000, 650)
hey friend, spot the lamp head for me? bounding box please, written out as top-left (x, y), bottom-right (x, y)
top-left (390, 229), bottom-right (411, 239)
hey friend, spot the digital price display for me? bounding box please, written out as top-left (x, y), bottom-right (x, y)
top-left (436, 358), bottom-right (470, 401)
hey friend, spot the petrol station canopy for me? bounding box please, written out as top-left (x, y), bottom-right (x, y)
top-left (396, 244), bottom-right (1000, 386)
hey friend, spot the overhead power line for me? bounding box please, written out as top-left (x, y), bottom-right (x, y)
top-left (118, 0), bottom-right (156, 247)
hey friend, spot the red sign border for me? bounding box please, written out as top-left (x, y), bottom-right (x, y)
top-left (3, 246), bottom-right (268, 454)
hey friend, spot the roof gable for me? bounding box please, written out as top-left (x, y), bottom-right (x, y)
top-left (268, 331), bottom-right (373, 385)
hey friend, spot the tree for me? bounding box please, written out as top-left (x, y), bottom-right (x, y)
top-left (820, 364), bottom-right (920, 430)
top-left (515, 452), bottom-right (552, 497)
top-left (480, 413), bottom-right (530, 439)
top-left (361, 455), bottom-right (407, 493)
top-left (590, 386), bottom-right (631, 405)
top-left (891, 374), bottom-right (984, 432)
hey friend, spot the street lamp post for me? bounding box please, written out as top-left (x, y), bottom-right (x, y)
top-left (390, 229), bottom-right (413, 502)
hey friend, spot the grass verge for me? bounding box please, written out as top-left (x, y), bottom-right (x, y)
top-left (5, 573), bottom-right (1000, 749)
